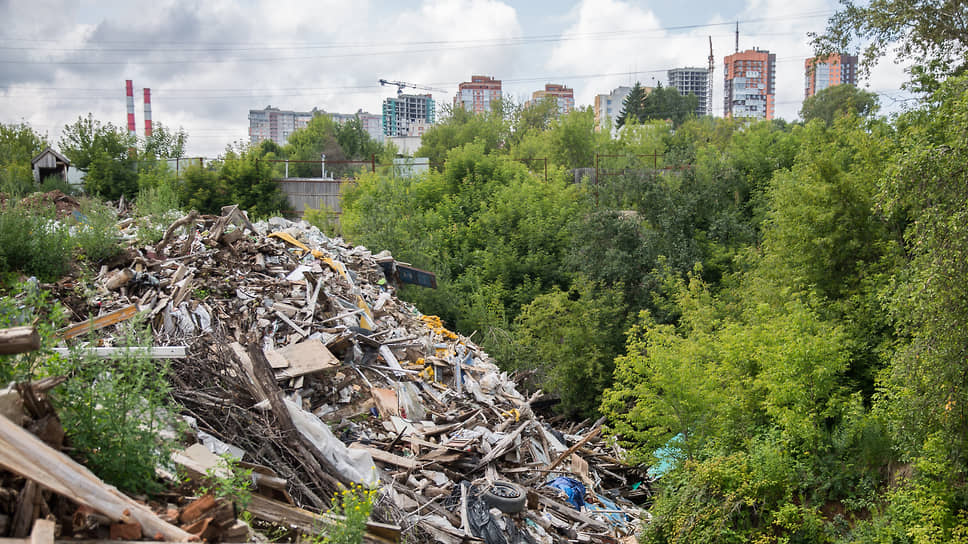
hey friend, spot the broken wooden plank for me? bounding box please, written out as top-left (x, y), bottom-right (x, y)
top-left (273, 309), bottom-right (309, 338)
top-left (0, 326), bottom-right (40, 355)
top-left (50, 347), bottom-right (187, 359)
top-left (58, 305), bottom-right (139, 340)
top-left (473, 420), bottom-right (531, 470)
top-left (272, 339), bottom-right (339, 379)
top-left (544, 427), bottom-right (601, 474)
top-left (247, 494), bottom-right (400, 543)
top-left (0, 414), bottom-right (194, 542)
top-left (371, 388), bottom-right (399, 418)
top-left (349, 443), bottom-right (420, 470)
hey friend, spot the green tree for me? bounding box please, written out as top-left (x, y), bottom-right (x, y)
top-left (220, 145), bottom-right (289, 218)
top-left (284, 115), bottom-right (344, 177)
top-left (547, 107), bottom-right (604, 169)
top-left (641, 84), bottom-right (700, 127)
top-left (800, 84), bottom-right (880, 125)
top-left (811, 0), bottom-right (968, 90)
top-left (142, 122), bottom-right (188, 159)
top-left (417, 105), bottom-right (510, 168)
top-left (59, 114), bottom-right (138, 200)
top-left (181, 164), bottom-right (229, 213)
top-left (512, 281), bottom-right (628, 417)
top-left (0, 122), bottom-right (47, 195)
top-left (877, 74), bottom-right (968, 470)
top-left (616, 82), bottom-right (648, 129)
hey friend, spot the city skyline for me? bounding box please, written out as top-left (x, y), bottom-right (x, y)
top-left (0, 0), bottom-right (910, 157)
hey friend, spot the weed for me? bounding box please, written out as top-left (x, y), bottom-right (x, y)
top-left (0, 280), bottom-right (66, 383)
top-left (200, 455), bottom-right (254, 510)
top-left (311, 483), bottom-right (378, 544)
top-left (0, 167), bottom-right (35, 197)
top-left (50, 320), bottom-right (177, 493)
top-left (39, 174), bottom-right (75, 195)
top-left (303, 204), bottom-right (341, 238)
top-left (71, 198), bottom-right (122, 263)
top-left (0, 203), bottom-right (71, 280)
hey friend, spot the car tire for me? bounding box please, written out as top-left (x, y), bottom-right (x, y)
top-left (483, 481), bottom-right (526, 513)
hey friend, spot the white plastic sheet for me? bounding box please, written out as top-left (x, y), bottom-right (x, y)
top-left (284, 399), bottom-right (379, 487)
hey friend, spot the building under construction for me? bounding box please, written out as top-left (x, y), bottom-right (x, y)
top-left (668, 67), bottom-right (712, 117)
top-left (381, 94), bottom-right (435, 138)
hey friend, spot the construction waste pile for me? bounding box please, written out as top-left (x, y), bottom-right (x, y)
top-left (1, 205), bottom-right (650, 544)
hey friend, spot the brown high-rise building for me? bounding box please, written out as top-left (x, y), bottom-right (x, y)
top-left (454, 75), bottom-right (503, 114)
top-left (804, 53), bottom-right (858, 98)
top-left (526, 83), bottom-right (575, 115)
top-left (724, 48), bottom-right (776, 120)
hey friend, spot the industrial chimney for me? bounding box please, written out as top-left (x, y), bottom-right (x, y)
top-left (143, 88), bottom-right (152, 138)
top-left (125, 80), bottom-right (136, 138)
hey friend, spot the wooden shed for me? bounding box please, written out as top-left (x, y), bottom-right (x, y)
top-left (31, 147), bottom-right (71, 184)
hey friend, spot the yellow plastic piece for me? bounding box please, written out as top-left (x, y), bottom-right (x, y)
top-left (268, 231), bottom-right (326, 259)
top-left (501, 409), bottom-right (521, 422)
top-left (420, 315), bottom-right (458, 340)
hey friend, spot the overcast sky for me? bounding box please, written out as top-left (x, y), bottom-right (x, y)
top-left (0, 0), bottom-right (911, 157)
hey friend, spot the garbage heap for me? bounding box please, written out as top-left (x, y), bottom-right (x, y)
top-left (51, 206), bottom-right (651, 543)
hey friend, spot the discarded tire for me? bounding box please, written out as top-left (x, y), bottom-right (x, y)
top-left (483, 481), bottom-right (526, 513)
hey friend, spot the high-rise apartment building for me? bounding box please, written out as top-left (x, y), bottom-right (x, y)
top-left (248, 106), bottom-right (319, 145)
top-left (804, 53), bottom-right (858, 98)
top-left (329, 110), bottom-right (385, 143)
top-left (593, 86), bottom-right (632, 133)
top-left (527, 84), bottom-right (575, 115)
top-left (724, 48), bottom-right (776, 120)
top-left (454, 75), bottom-right (503, 114)
top-left (668, 67), bottom-right (711, 117)
top-left (382, 94), bottom-right (435, 137)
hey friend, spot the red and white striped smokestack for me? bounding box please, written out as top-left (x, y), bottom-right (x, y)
top-left (125, 80), bottom-right (136, 137)
top-left (143, 88), bottom-right (152, 138)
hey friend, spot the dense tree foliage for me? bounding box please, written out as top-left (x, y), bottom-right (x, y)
top-left (60, 114), bottom-right (138, 200)
top-left (339, 62), bottom-right (968, 540)
top-left (616, 82), bottom-right (649, 129)
top-left (0, 122), bottom-right (48, 193)
top-left (800, 84), bottom-right (880, 125)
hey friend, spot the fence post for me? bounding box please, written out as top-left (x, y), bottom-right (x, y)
top-left (371, 154), bottom-right (376, 173)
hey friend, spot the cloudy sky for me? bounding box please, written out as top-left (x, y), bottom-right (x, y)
top-left (0, 0), bottom-right (910, 157)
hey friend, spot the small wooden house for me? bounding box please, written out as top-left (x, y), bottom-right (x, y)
top-left (31, 147), bottom-right (71, 184)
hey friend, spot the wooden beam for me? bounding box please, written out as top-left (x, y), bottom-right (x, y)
top-left (349, 443), bottom-right (420, 470)
top-left (0, 414), bottom-right (193, 542)
top-left (58, 305), bottom-right (139, 340)
top-left (0, 326), bottom-right (40, 355)
top-left (247, 494), bottom-right (400, 543)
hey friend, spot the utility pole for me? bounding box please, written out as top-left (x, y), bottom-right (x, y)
top-left (735, 21), bottom-right (739, 53)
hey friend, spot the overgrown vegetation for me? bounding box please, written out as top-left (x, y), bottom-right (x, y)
top-left (1, 3), bottom-right (966, 538)
top-left (314, 483), bottom-right (377, 544)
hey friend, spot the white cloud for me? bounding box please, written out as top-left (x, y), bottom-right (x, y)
top-left (0, 0), bottom-right (913, 157)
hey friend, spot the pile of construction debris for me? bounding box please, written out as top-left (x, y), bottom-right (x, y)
top-left (2, 205), bottom-right (650, 544)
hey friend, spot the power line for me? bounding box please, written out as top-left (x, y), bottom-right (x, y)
top-left (0, 11), bottom-right (833, 66)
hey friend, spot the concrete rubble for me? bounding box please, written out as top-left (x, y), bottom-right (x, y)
top-left (3, 205), bottom-right (651, 544)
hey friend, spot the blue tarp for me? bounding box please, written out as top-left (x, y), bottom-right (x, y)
top-left (545, 476), bottom-right (586, 510)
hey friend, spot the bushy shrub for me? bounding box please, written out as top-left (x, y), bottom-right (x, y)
top-left (0, 280), bottom-right (66, 383)
top-left (39, 174), bottom-right (74, 195)
top-left (317, 483), bottom-right (378, 544)
top-left (304, 204), bottom-right (341, 238)
top-left (51, 322), bottom-right (177, 493)
top-left (71, 198), bottom-right (121, 262)
top-left (0, 204), bottom-right (71, 280)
